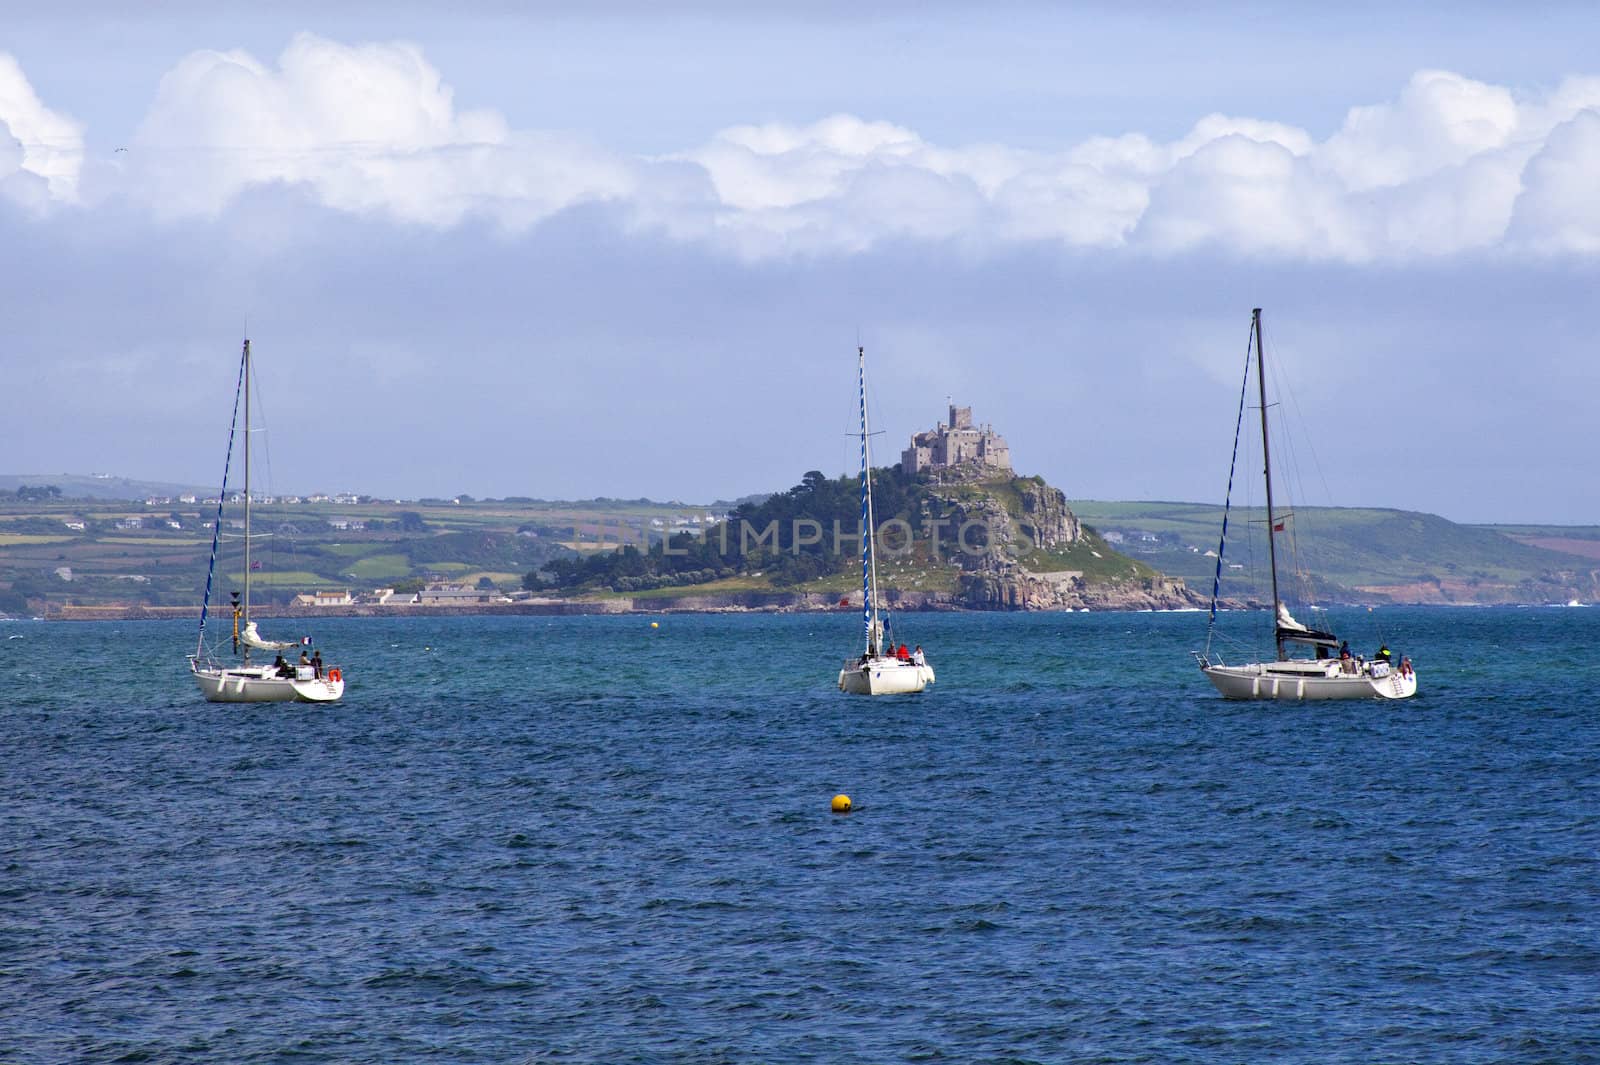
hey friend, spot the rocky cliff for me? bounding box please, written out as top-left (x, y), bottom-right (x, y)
top-left (918, 473), bottom-right (1205, 611)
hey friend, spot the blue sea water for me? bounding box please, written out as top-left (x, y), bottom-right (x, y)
top-left (2, 607), bottom-right (1597, 1063)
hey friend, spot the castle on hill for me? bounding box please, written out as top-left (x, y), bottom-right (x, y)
top-left (900, 404), bottom-right (1012, 476)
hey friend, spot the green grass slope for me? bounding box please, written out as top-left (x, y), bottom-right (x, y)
top-left (1070, 501), bottom-right (1600, 603)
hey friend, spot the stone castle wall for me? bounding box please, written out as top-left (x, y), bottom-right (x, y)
top-left (901, 403), bottom-right (1013, 476)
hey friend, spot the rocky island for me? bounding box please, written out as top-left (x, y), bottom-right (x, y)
top-left (526, 402), bottom-right (1206, 613)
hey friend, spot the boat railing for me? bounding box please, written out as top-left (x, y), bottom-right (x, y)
top-left (844, 655), bottom-right (919, 670)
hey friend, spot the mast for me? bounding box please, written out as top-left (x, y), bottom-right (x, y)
top-left (858, 346), bottom-right (881, 656)
top-left (1252, 309), bottom-right (1285, 661)
top-left (242, 338), bottom-right (252, 661)
top-left (195, 340), bottom-right (248, 661)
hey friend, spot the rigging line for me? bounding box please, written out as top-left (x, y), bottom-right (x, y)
top-left (1205, 314), bottom-right (1258, 650)
top-left (1239, 397), bottom-right (1269, 650)
top-left (1260, 314), bottom-right (1330, 608)
top-left (195, 341), bottom-right (248, 660)
top-left (1268, 316), bottom-right (1338, 513)
top-left (245, 345), bottom-right (281, 591)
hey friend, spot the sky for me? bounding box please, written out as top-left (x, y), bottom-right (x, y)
top-left (4, 2), bottom-right (1599, 523)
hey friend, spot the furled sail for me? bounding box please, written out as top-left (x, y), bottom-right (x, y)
top-left (866, 618), bottom-right (884, 657)
top-left (241, 621), bottom-right (296, 652)
top-left (1276, 602), bottom-right (1338, 648)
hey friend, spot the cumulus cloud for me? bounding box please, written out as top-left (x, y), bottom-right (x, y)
top-left (1508, 110), bottom-right (1600, 254)
top-left (9, 38), bottom-right (1600, 261)
top-left (128, 34), bottom-right (635, 227)
top-left (0, 52), bottom-right (84, 209)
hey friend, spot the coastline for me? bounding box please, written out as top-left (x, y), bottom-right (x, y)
top-left (39, 585), bottom-right (1211, 621)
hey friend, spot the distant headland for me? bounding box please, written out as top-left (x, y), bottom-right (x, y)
top-left (4, 402), bottom-right (1600, 618)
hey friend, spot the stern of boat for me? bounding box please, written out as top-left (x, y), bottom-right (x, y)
top-left (839, 657), bottom-right (930, 695)
top-left (292, 672), bottom-right (345, 702)
top-left (1371, 667), bottom-right (1417, 700)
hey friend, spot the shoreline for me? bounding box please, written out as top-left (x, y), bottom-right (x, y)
top-left (18, 595), bottom-right (1566, 622)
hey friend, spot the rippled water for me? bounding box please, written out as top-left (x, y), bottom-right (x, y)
top-left (3, 608), bottom-right (1597, 1062)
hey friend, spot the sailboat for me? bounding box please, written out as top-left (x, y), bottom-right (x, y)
top-left (838, 346), bottom-right (935, 696)
top-left (188, 339), bottom-right (345, 703)
top-left (1196, 310), bottom-right (1416, 702)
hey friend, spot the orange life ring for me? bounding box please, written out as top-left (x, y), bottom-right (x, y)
top-left (328, 668), bottom-right (342, 683)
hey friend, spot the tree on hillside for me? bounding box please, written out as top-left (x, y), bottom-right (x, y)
top-left (522, 466), bottom-right (916, 593)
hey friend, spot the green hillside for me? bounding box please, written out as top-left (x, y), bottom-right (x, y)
top-left (529, 468), bottom-right (1155, 600)
top-left (0, 493), bottom-right (683, 615)
top-left (1070, 501), bottom-right (1600, 604)
top-left (7, 480), bottom-right (1598, 614)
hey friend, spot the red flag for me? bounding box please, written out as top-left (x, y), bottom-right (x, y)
top-left (1272, 521), bottom-right (1285, 532)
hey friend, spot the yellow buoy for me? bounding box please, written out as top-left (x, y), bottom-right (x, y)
top-left (650, 621), bottom-right (659, 629)
top-left (831, 794), bottom-right (852, 814)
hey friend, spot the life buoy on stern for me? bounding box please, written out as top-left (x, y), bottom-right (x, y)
top-left (328, 668), bottom-right (342, 684)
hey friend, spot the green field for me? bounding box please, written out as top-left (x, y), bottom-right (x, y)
top-left (346, 554), bottom-right (411, 579)
top-left (6, 488), bottom-right (1600, 613)
top-left (1069, 500), bottom-right (1599, 602)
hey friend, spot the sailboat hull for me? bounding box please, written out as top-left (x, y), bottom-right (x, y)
top-left (1202, 662), bottom-right (1416, 701)
top-left (192, 664), bottom-right (345, 703)
top-left (839, 658), bottom-right (935, 695)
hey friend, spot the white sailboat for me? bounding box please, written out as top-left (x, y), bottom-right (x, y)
top-left (189, 339), bottom-right (345, 703)
top-left (838, 346), bottom-right (935, 696)
top-left (1196, 310), bottom-right (1416, 702)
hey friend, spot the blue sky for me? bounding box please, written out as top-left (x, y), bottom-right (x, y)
top-left (4, 3), bottom-right (1599, 522)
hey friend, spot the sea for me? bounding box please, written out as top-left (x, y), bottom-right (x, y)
top-left (2, 607), bottom-right (1597, 1063)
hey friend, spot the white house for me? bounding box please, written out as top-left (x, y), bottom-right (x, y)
top-left (292, 589), bottom-right (353, 607)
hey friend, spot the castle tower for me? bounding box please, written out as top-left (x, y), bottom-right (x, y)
top-left (902, 403), bottom-right (1011, 476)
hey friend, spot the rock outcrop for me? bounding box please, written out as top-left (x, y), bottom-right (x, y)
top-left (961, 558), bottom-right (1203, 611)
top-left (1013, 478), bottom-right (1082, 551)
top-left (915, 474), bottom-right (1203, 611)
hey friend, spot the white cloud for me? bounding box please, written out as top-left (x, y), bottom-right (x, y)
top-left (1137, 135), bottom-right (1364, 259)
top-left (1319, 70), bottom-right (1519, 193)
top-left (128, 34), bottom-right (634, 226)
top-left (665, 80), bottom-right (1600, 260)
top-left (1508, 109), bottom-right (1600, 254)
top-left (9, 38), bottom-right (1600, 262)
top-left (0, 52), bottom-right (84, 207)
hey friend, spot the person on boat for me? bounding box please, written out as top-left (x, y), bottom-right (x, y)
top-left (1400, 656), bottom-right (1413, 678)
top-left (1375, 644), bottom-right (1392, 665)
top-left (273, 653), bottom-right (291, 677)
top-left (311, 649), bottom-right (323, 679)
top-left (912, 645), bottom-right (926, 667)
top-left (896, 643), bottom-right (910, 661)
top-left (1338, 644), bottom-right (1355, 674)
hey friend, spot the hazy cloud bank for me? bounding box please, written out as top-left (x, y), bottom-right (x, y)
top-left (5, 35), bottom-right (1600, 260)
